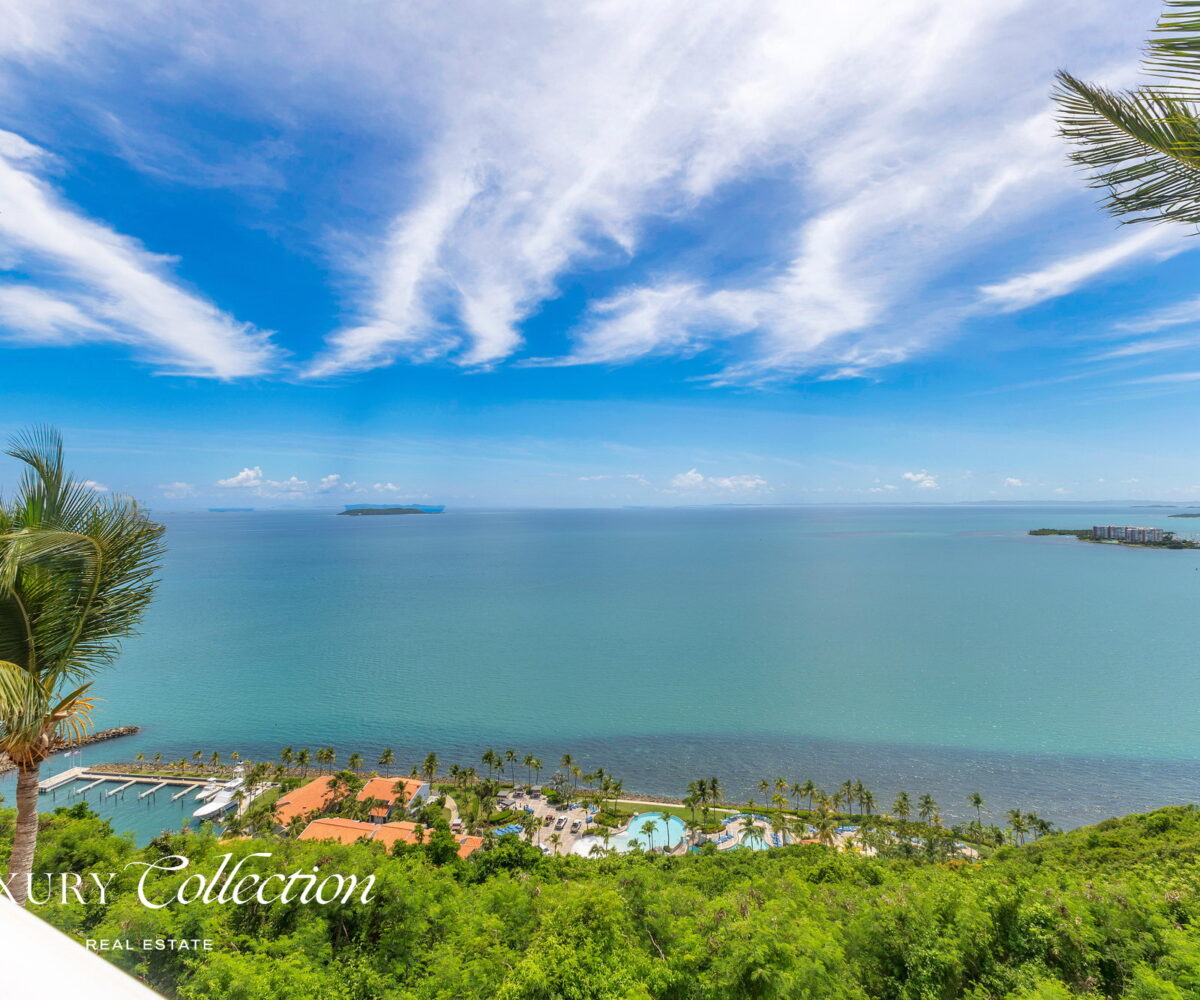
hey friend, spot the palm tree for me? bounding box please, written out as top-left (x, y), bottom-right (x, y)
top-left (296, 747), bottom-right (311, 777)
top-left (482, 748), bottom-right (499, 779)
top-left (210, 751), bottom-right (221, 770)
top-left (799, 780), bottom-right (816, 811)
top-left (504, 749), bottom-right (517, 785)
top-left (892, 791), bottom-right (912, 822)
top-left (423, 752), bottom-right (439, 784)
top-left (917, 794), bottom-right (937, 826)
top-left (640, 819), bottom-right (657, 853)
top-left (135, 752), bottom-right (145, 763)
top-left (548, 832), bottom-right (562, 856)
top-left (0, 427), bottom-right (164, 906)
top-left (840, 780), bottom-right (855, 814)
top-left (317, 747), bottom-right (335, 773)
top-left (1055, 2), bottom-right (1200, 230)
top-left (377, 748), bottom-right (394, 775)
top-left (968, 792), bottom-right (985, 824)
top-left (347, 752), bottom-right (363, 774)
top-left (1007, 809), bottom-right (1029, 846)
top-left (192, 750), bottom-right (203, 767)
top-left (815, 814), bottom-right (837, 848)
top-left (861, 790), bottom-right (875, 816)
top-left (522, 753), bottom-right (536, 788)
top-left (531, 757), bottom-right (543, 787)
top-left (152, 752), bottom-right (162, 767)
top-left (280, 746), bottom-right (294, 768)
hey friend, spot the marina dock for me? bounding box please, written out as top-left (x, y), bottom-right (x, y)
top-left (39, 768), bottom-right (209, 799)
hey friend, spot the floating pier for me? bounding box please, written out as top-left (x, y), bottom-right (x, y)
top-left (38, 766), bottom-right (86, 792)
top-left (41, 769), bottom-right (211, 799)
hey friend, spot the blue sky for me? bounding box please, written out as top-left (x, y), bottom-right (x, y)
top-left (0, 0), bottom-right (1198, 506)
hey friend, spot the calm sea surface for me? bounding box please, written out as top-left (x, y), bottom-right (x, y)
top-left (20, 505), bottom-right (1200, 839)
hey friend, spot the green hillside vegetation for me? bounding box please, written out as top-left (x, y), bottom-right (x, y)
top-left (4, 801), bottom-right (1199, 999)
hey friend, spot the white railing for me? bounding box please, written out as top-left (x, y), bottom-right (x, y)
top-left (0, 900), bottom-right (164, 998)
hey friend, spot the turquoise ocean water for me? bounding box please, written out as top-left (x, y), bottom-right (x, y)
top-left (18, 505), bottom-right (1200, 840)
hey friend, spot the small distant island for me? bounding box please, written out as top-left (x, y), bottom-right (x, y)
top-left (1029, 525), bottom-right (1198, 548)
top-left (1168, 513), bottom-right (1200, 518)
top-left (338, 507), bottom-right (436, 516)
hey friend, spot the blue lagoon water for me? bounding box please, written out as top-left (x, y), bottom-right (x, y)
top-left (22, 504), bottom-right (1200, 837)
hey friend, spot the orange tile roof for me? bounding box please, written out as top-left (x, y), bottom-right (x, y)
top-left (372, 821), bottom-right (425, 848)
top-left (275, 776), bottom-right (338, 826)
top-left (356, 776), bottom-right (426, 806)
top-left (297, 817), bottom-right (377, 845)
top-left (456, 835), bottom-right (485, 859)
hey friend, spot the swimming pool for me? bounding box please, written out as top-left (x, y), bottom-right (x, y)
top-left (572, 811), bottom-right (686, 854)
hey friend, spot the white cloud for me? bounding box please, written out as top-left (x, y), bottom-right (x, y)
top-left (81, 479), bottom-right (108, 492)
top-left (0, 1), bottom-right (1165, 383)
top-left (1113, 295), bottom-right (1200, 335)
top-left (979, 228), bottom-right (1184, 311)
top-left (317, 474), bottom-right (342, 492)
top-left (217, 466), bottom-right (265, 488)
top-left (217, 466), bottom-right (308, 497)
top-left (1004, 477), bottom-right (1030, 487)
top-left (1089, 336), bottom-right (1198, 361)
top-left (1123, 371), bottom-right (1200, 385)
top-left (0, 130), bottom-right (280, 377)
top-left (279, 0), bottom-right (1155, 382)
top-left (158, 481), bottom-right (195, 499)
top-left (373, 482), bottom-right (403, 493)
top-left (901, 470), bottom-right (939, 489)
top-left (669, 468), bottom-right (768, 492)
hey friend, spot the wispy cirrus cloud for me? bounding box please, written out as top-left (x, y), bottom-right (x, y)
top-left (978, 227), bottom-right (1185, 311)
top-left (0, 130), bottom-right (280, 377)
top-left (0, 0), bottom-right (1174, 386)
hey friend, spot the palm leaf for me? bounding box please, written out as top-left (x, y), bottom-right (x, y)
top-left (1147, 0), bottom-right (1200, 89)
top-left (1054, 71), bottom-right (1200, 226)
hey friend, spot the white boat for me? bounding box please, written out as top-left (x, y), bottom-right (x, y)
top-left (194, 783), bottom-right (221, 802)
top-left (192, 778), bottom-right (243, 820)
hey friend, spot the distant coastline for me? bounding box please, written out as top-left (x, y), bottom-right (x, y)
top-left (1028, 527), bottom-right (1198, 549)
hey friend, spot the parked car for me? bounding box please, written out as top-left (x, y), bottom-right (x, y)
top-left (570, 820), bottom-right (582, 834)
top-left (554, 817), bottom-right (567, 831)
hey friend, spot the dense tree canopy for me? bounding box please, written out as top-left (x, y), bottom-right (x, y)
top-left (3, 801), bottom-right (1198, 999)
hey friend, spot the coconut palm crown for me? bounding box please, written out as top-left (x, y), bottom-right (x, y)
top-left (0, 426), bottom-right (164, 905)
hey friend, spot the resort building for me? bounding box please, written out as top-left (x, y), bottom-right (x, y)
top-left (298, 817), bottom-right (484, 858)
top-left (356, 776), bottom-right (430, 821)
top-left (297, 817), bottom-right (379, 846)
top-left (275, 774), bottom-right (430, 829)
top-left (274, 775), bottom-right (339, 827)
top-left (1091, 525), bottom-right (1165, 543)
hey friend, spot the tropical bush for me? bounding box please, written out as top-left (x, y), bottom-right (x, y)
top-left (6, 801), bottom-right (1200, 998)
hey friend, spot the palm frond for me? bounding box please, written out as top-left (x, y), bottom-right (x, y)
top-left (1054, 71), bottom-right (1200, 226)
top-left (1147, 1), bottom-right (1200, 90)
